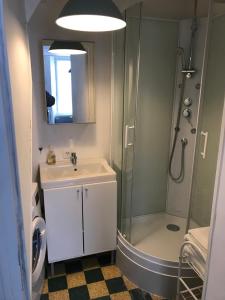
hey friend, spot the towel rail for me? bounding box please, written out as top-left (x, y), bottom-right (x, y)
top-left (176, 241), bottom-right (206, 300)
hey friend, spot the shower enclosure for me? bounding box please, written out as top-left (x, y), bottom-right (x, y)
top-left (112, 0), bottom-right (225, 298)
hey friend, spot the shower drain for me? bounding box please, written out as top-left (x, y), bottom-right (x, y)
top-left (167, 224), bottom-right (180, 232)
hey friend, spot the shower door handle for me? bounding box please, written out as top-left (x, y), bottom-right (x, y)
top-left (125, 125), bottom-right (135, 149)
top-left (201, 131), bottom-right (208, 159)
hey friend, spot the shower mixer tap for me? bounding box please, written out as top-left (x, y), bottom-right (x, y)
top-left (184, 98), bottom-right (192, 107)
top-left (181, 69), bottom-right (196, 79)
top-left (183, 108), bottom-right (192, 118)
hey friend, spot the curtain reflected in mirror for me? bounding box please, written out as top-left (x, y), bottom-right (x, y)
top-left (42, 40), bottom-right (95, 124)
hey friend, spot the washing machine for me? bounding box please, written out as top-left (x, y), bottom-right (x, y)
top-left (32, 183), bottom-right (47, 300)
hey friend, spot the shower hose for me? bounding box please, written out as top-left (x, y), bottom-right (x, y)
top-left (169, 74), bottom-right (187, 183)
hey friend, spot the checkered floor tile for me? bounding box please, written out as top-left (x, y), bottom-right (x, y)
top-left (41, 252), bottom-right (166, 300)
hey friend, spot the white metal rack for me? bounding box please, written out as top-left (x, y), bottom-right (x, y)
top-left (176, 241), bottom-right (206, 300)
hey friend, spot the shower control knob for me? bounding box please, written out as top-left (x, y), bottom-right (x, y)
top-left (181, 138), bottom-right (188, 146)
top-left (183, 108), bottom-right (192, 118)
top-left (184, 97), bottom-right (192, 107)
top-left (186, 72), bottom-right (192, 79)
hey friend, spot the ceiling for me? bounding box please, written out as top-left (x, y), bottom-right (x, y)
top-left (26, 0), bottom-right (225, 24)
top-left (114, 0), bottom-right (225, 19)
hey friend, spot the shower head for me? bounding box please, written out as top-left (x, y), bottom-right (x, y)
top-left (177, 47), bottom-right (186, 69)
top-left (191, 18), bottom-right (198, 34)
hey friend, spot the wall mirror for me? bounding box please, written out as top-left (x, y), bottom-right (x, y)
top-left (42, 40), bottom-right (95, 124)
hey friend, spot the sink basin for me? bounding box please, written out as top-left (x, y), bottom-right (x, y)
top-left (40, 158), bottom-right (116, 189)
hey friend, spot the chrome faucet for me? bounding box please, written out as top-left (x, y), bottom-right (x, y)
top-left (70, 152), bottom-right (77, 166)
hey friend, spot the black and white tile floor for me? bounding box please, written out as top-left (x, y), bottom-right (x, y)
top-left (41, 252), bottom-right (166, 300)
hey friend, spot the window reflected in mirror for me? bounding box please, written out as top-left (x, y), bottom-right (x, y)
top-left (42, 40), bottom-right (95, 124)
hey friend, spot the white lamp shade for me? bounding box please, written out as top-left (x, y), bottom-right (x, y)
top-left (56, 0), bottom-right (126, 32)
top-left (49, 41), bottom-right (87, 55)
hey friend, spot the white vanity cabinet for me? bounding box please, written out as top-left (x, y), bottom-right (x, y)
top-left (83, 182), bottom-right (117, 256)
top-left (43, 181), bottom-right (117, 263)
top-left (44, 186), bottom-right (83, 263)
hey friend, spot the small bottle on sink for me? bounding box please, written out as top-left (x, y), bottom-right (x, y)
top-left (47, 145), bottom-right (56, 165)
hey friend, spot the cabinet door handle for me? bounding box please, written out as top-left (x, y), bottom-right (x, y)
top-left (77, 189), bottom-right (80, 197)
top-left (85, 188), bottom-right (88, 196)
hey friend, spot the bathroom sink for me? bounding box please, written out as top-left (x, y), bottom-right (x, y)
top-left (40, 158), bottom-right (116, 189)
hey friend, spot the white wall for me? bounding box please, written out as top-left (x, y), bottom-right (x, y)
top-left (28, 0), bottom-right (112, 179)
top-left (3, 0), bottom-right (32, 293)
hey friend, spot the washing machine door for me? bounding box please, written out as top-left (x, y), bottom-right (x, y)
top-left (32, 217), bottom-right (47, 285)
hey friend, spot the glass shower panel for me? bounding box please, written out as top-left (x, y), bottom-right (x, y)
top-left (112, 27), bottom-right (125, 231)
top-left (130, 17), bottom-right (179, 247)
top-left (190, 11), bottom-right (225, 228)
top-left (132, 19), bottom-right (178, 216)
top-left (120, 3), bottom-right (142, 241)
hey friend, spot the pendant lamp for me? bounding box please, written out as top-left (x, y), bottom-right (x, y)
top-left (56, 0), bottom-right (126, 32)
top-left (48, 41), bottom-right (87, 55)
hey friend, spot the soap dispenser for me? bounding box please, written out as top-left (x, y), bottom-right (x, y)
top-left (47, 145), bottom-right (56, 165)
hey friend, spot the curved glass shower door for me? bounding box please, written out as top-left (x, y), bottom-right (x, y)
top-left (120, 3), bottom-right (142, 242)
top-left (112, 0), bottom-right (225, 297)
top-left (130, 16), bottom-right (181, 261)
top-left (189, 10), bottom-right (225, 229)
top-left (118, 0), bottom-right (209, 263)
